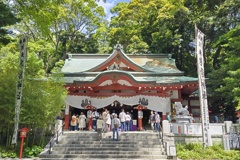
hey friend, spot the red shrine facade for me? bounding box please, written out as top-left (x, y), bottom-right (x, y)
top-left (62, 44), bottom-right (199, 130)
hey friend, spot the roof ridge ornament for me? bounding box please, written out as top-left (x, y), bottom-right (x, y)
top-left (107, 62), bottom-right (121, 70)
top-left (114, 43), bottom-right (123, 50)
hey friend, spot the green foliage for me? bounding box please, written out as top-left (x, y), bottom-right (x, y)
top-left (208, 23), bottom-right (240, 114)
top-left (0, 40), bottom-right (67, 147)
top-left (23, 146), bottom-right (42, 158)
top-left (0, 1), bottom-right (19, 46)
top-left (109, 0), bottom-right (189, 53)
top-left (176, 143), bottom-right (240, 160)
top-left (0, 146), bottom-right (16, 158)
top-left (0, 43), bottom-right (19, 137)
top-left (0, 145), bottom-right (42, 158)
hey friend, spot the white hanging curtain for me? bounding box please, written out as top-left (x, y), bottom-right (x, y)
top-left (65, 95), bottom-right (171, 113)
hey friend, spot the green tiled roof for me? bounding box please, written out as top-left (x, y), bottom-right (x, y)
top-left (64, 76), bottom-right (197, 84)
top-left (62, 47), bottom-right (197, 84)
top-left (62, 54), bottom-right (182, 74)
top-left (62, 58), bottom-right (106, 73)
top-left (64, 69), bottom-right (198, 84)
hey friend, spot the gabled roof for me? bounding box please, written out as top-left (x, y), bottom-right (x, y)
top-left (61, 44), bottom-right (198, 86)
top-left (62, 44), bottom-right (183, 74)
top-left (87, 45), bottom-right (148, 72)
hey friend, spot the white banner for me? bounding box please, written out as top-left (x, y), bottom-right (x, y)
top-left (196, 26), bottom-right (212, 147)
top-left (65, 95), bottom-right (171, 113)
top-left (12, 36), bottom-right (28, 145)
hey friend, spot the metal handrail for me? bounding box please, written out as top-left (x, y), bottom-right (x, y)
top-left (48, 121), bottom-right (65, 154)
top-left (158, 123), bottom-right (164, 145)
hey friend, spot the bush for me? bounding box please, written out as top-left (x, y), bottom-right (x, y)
top-left (176, 142), bottom-right (240, 160)
top-left (0, 149), bottom-right (17, 158)
top-left (23, 146), bottom-right (43, 158)
top-left (0, 145), bottom-right (42, 158)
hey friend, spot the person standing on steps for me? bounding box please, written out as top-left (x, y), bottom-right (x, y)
top-left (125, 112), bottom-right (131, 131)
top-left (111, 111), bottom-right (116, 130)
top-left (119, 109), bottom-right (126, 132)
top-left (167, 112), bottom-right (172, 123)
top-left (102, 109), bottom-right (108, 133)
top-left (148, 111), bottom-right (155, 131)
top-left (106, 110), bottom-right (111, 132)
top-left (112, 114), bottom-right (120, 141)
top-left (154, 112), bottom-right (161, 132)
top-left (76, 115), bottom-right (80, 131)
top-left (70, 114), bottom-right (77, 131)
top-left (97, 116), bottom-right (104, 141)
top-left (78, 112), bottom-right (86, 131)
top-left (92, 109), bottom-right (99, 131)
top-left (129, 111), bottom-right (133, 131)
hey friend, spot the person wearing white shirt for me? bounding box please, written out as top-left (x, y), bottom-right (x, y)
top-left (125, 112), bottom-right (131, 131)
top-left (119, 109), bottom-right (126, 131)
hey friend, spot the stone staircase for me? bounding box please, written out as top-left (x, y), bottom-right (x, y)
top-left (39, 131), bottom-right (169, 160)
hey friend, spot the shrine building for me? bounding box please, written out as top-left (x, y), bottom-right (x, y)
top-left (62, 44), bottom-right (199, 130)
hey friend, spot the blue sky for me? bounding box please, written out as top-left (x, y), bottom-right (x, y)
top-left (97, 0), bottom-right (131, 20)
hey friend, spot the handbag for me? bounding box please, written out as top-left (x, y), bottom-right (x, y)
top-left (114, 119), bottom-right (119, 128)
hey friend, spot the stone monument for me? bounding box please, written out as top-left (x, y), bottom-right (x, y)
top-left (174, 102), bottom-right (194, 123)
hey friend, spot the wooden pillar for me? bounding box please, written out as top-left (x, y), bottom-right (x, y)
top-left (138, 109), bottom-right (143, 131)
top-left (134, 105), bottom-right (147, 131)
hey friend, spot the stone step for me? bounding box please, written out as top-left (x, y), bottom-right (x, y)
top-left (51, 150), bottom-right (165, 155)
top-left (39, 131), bottom-right (167, 160)
top-left (58, 140), bottom-right (162, 145)
top-left (38, 158), bottom-right (169, 160)
top-left (40, 154), bottom-right (168, 159)
top-left (59, 137), bottom-right (161, 141)
top-left (61, 137), bottom-right (160, 141)
top-left (61, 135), bottom-right (160, 139)
top-left (59, 136), bottom-right (161, 142)
top-left (56, 141), bottom-right (162, 148)
top-left (54, 143), bottom-right (163, 148)
top-left (62, 131), bottom-right (159, 137)
top-left (53, 147), bottom-right (164, 151)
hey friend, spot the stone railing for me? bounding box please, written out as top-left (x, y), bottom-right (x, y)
top-left (162, 121), bottom-right (224, 145)
top-left (170, 122), bottom-right (224, 135)
top-left (162, 120), bottom-right (240, 157)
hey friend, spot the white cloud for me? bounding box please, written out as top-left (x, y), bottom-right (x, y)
top-left (97, 0), bottom-right (130, 21)
top-left (97, 0), bottom-right (115, 21)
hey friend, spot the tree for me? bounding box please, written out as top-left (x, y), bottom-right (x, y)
top-left (108, 0), bottom-right (240, 117)
top-left (0, 1), bottom-right (19, 46)
top-left (0, 44), bottom-right (19, 146)
top-left (208, 24), bottom-right (240, 115)
top-left (11, 0), bottom-right (106, 72)
top-left (0, 41), bottom-right (67, 146)
top-left (203, 0), bottom-right (240, 118)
